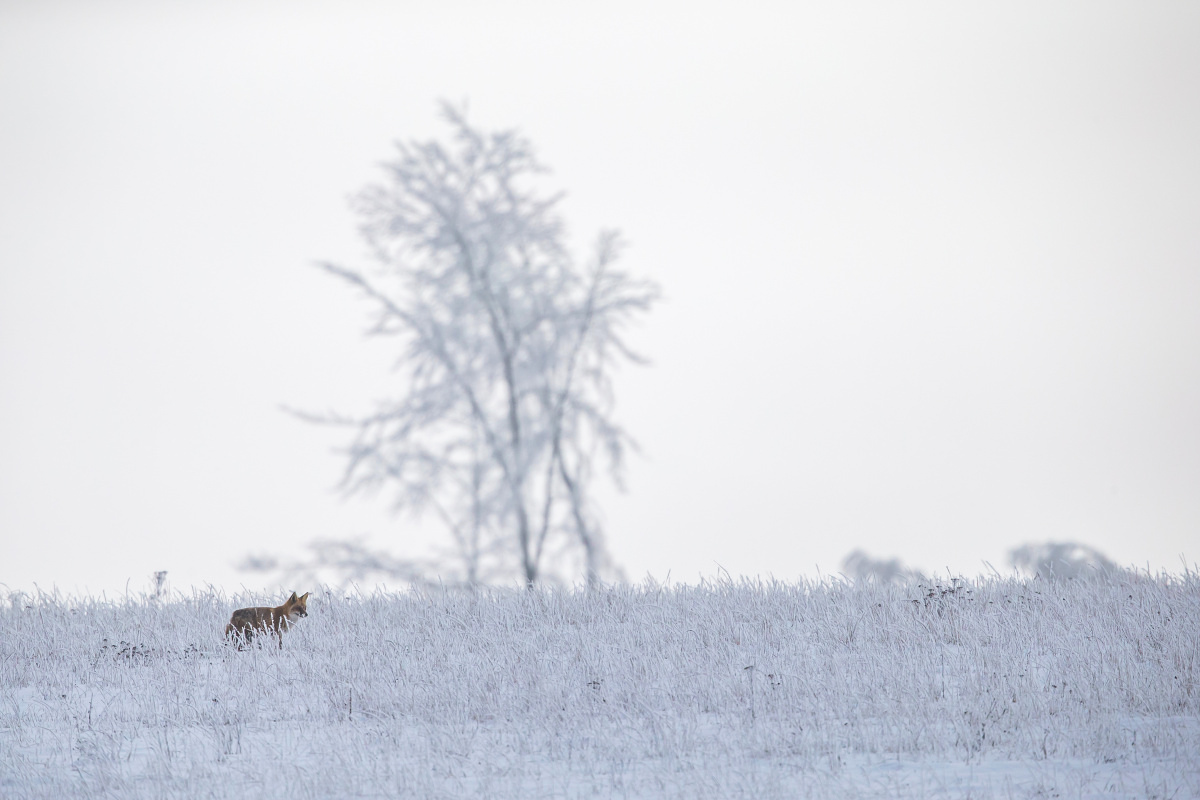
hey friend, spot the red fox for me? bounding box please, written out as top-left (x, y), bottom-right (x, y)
top-left (225, 591), bottom-right (309, 648)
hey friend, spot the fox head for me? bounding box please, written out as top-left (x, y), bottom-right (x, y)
top-left (284, 591), bottom-right (310, 623)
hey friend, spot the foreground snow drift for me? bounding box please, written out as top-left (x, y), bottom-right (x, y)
top-left (2, 574), bottom-right (1197, 798)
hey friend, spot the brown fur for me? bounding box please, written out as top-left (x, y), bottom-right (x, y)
top-left (225, 591), bottom-right (309, 649)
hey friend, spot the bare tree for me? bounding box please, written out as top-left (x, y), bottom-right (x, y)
top-left (297, 104), bottom-right (658, 588)
top-left (237, 539), bottom-right (439, 594)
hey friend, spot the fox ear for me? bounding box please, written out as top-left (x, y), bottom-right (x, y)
top-left (300, 592), bottom-right (310, 602)
top-left (288, 591), bottom-right (298, 603)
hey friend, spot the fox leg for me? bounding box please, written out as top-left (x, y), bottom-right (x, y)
top-left (226, 626), bottom-right (252, 650)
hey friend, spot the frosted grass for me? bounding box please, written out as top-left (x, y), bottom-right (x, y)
top-left (1, 573), bottom-right (1197, 798)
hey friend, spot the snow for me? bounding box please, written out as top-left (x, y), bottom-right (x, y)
top-left (2, 574), bottom-right (1197, 798)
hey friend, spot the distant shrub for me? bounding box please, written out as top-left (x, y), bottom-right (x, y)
top-left (841, 549), bottom-right (922, 584)
top-left (1008, 541), bottom-right (1123, 579)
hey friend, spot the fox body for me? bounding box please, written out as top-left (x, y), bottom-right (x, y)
top-left (225, 591), bottom-right (309, 648)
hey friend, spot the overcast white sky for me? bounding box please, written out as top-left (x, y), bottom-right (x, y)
top-left (2, 1), bottom-right (1198, 596)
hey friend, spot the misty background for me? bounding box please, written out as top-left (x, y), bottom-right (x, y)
top-left (2, 2), bottom-right (1198, 596)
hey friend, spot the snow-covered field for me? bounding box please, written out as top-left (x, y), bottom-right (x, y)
top-left (2, 573), bottom-right (1197, 799)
